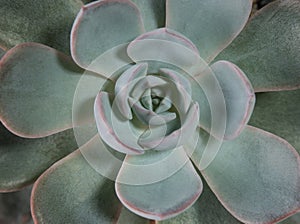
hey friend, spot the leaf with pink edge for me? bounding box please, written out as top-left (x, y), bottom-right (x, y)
top-left (202, 126), bottom-right (300, 224)
top-left (160, 178), bottom-right (242, 224)
top-left (250, 89), bottom-right (300, 154)
top-left (0, 43), bottom-right (83, 138)
top-left (130, 0), bottom-right (166, 32)
top-left (32, 150), bottom-right (147, 223)
top-left (216, 0), bottom-right (300, 92)
top-left (0, 0), bottom-right (82, 55)
top-left (71, 0), bottom-right (144, 68)
top-left (130, 28), bottom-right (199, 55)
top-left (279, 213), bottom-right (300, 224)
top-left (115, 151), bottom-right (203, 221)
top-left (0, 123), bottom-right (77, 192)
top-left (166, 0), bottom-right (252, 62)
top-left (210, 60), bottom-right (255, 140)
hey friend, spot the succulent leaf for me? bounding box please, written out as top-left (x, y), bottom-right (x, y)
top-left (127, 34), bottom-right (204, 71)
top-left (115, 153), bottom-right (203, 221)
top-left (160, 178), bottom-right (242, 224)
top-left (131, 28), bottom-right (200, 55)
top-left (94, 91), bottom-right (144, 155)
top-left (202, 126), bottom-right (300, 223)
top-left (216, 0), bottom-right (300, 91)
top-left (0, 124), bottom-right (77, 192)
top-left (116, 147), bottom-right (191, 185)
top-left (0, 48), bottom-right (5, 59)
top-left (130, 0), bottom-right (166, 32)
top-left (115, 63), bottom-right (148, 120)
top-left (210, 60), bottom-right (255, 140)
top-left (250, 89), bottom-right (300, 154)
top-left (0, 0), bottom-right (83, 55)
top-left (0, 43), bottom-right (83, 138)
top-left (71, 0), bottom-right (144, 68)
top-left (279, 212), bottom-right (300, 224)
top-left (116, 207), bottom-right (151, 224)
top-left (31, 150), bottom-right (128, 223)
top-left (0, 186), bottom-right (32, 223)
top-left (166, 0), bottom-right (252, 62)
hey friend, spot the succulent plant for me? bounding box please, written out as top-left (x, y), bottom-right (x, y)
top-left (0, 0), bottom-right (300, 223)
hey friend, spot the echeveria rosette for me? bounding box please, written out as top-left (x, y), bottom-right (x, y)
top-left (0, 0), bottom-right (299, 224)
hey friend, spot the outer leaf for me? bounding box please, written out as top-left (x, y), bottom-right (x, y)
top-left (0, 48), bottom-right (5, 59)
top-left (0, 43), bottom-right (83, 138)
top-left (0, 186), bottom-right (32, 223)
top-left (116, 207), bottom-right (151, 224)
top-left (130, 0), bottom-right (166, 32)
top-left (249, 89), bottom-right (300, 154)
top-left (216, 0), bottom-right (300, 91)
top-left (71, 0), bottom-right (144, 68)
top-left (166, 0), bottom-right (252, 62)
top-left (116, 152), bottom-right (203, 221)
top-left (160, 178), bottom-right (242, 224)
top-left (202, 126), bottom-right (300, 224)
top-left (279, 213), bottom-right (300, 224)
top-left (0, 123), bottom-right (77, 192)
top-left (0, 0), bottom-right (82, 55)
top-left (32, 150), bottom-right (136, 223)
top-left (210, 60), bottom-right (255, 139)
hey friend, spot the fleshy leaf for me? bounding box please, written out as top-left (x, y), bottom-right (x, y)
top-left (131, 28), bottom-right (199, 55)
top-left (187, 128), bottom-right (223, 171)
top-left (116, 207), bottom-right (151, 224)
top-left (216, 0), bottom-right (300, 91)
top-left (249, 89), bottom-right (300, 154)
top-left (130, 0), bottom-right (166, 31)
top-left (115, 63), bottom-right (148, 120)
top-left (191, 67), bottom-right (227, 141)
top-left (0, 0), bottom-right (82, 55)
top-left (116, 152), bottom-right (203, 221)
top-left (279, 213), bottom-right (300, 224)
top-left (130, 99), bottom-right (176, 126)
top-left (116, 147), bottom-right (191, 185)
top-left (160, 178), bottom-right (242, 224)
top-left (210, 61), bottom-right (255, 139)
top-left (0, 48), bottom-right (5, 59)
top-left (71, 0), bottom-right (144, 68)
top-left (202, 126), bottom-right (300, 223)
top-left (138, 102), bottom-right (199, 151)
top-left (0, 43), bottom-right (83, 137)
top-left (31, 150), bottom-right (130, 223)
top-left (166, 0), bottom-right (252, 62)
top-left (0, 123), bottom-right (77, 192)
top-left (94, 91), bottom-right (144, 154)
top-left (0, 186), bottom-right (32, 223)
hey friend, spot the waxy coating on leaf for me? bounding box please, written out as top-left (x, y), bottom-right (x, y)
top-left (31, 150), bottom-right (127, 223)
top-left (0, 124), bottom-right (77, 192)
top-left (0, 0), bottom-right (83, 55)
top-left (116, 155), bottom-right (203, 221)
top-left (210, 60), bottom-right (255, 140)
top-left (216, 0), bottom-right (300, 91)
top-left (250, 89), bottom-right (300, 154)
top-left (71, 0), bottom-right (145, 68)
top-left (0, 0), bottom-right (299, 223)
top-left (0, 43), bottom-right (83, 138)
top-left (202, 126), bottom-right (300, 224)
top-left (166, 0), bottom-right (252, 62)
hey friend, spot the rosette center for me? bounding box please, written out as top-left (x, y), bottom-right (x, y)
top-left (94, 62), bottom-right (200, 155)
